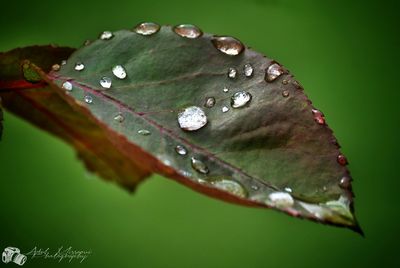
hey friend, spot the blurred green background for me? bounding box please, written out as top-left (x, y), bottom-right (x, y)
top-left (1, 0), bottom-right (399, 267)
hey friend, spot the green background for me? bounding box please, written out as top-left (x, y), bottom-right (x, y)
top-left (1, 0), bottom-right (398, 267)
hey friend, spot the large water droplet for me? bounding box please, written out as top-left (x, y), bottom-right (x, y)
top-left (74, 62), bottom-right (85, 71)
top-left (227, 67), bottom-right (237, 79)
top-left (175, 145), bottom-right (187, 156)
top-left (212, 179), bottom-right (247, 198)
top-left (265, 63), bottom-right (284, 82)
top-left (243, 64), bottom-right (254, 77)
top-left (221, 106), bottom-right (229, 113)
top-left (84, 95), bottom-right (93, 104)
top-left (191, 157), bottom-right (209, 174)
top-left (173, 24), bottom-right (202, 39)
top-left (231, 91), bottom-right (252, 108)
top-left (138, 129), bottom-right (151, 136)
top-left (177, 106), bottom-right (207, 131)
top-left (204, 97), bottom-right (216, 108)
top-left (62, 81), bottom-right (73, 91)
top-left (211, 36), bottom-right (244, 56)
top-left (337, 154), bottom-right (348, 166)
top-left (114, 113), bottom-right (124, 123)
top-left (99, 76), bottom-right (112, 89)
top-left (134, 22), bottom-right (160, 36)
top-left (339, 176), bottom-right (351, 189)
top-left (99, 31), bottom-right (114, 40)
top-left (268, 192), bottom-right (294, 208)
top-left (312, 109), bottom-right (325, 125)
top-left (112, 65), bottom-right (127, 79)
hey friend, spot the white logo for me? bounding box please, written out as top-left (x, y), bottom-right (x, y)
top-left (2, 247), bottom-right (27, 266)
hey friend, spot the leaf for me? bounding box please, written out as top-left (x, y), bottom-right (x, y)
top-left (0, 24), bottom-right (362, 233)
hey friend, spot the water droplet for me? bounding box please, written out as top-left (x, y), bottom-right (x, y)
top-left (243, 64), bottom-right (254, 77)
top-left (337, 154), bottom-right (348, 166)
top-left (211, 36), bottom-right (244, 56)
top-left (312, 109), bottom-right (325, 125)
top-left (175, 145), bottom-right (187, 156)
top-left (177, 106), bottom-right (207, 131)
top-left (284, 187), bottom-right (292, 193)
top-left (282, 90), bottom-right (290, 97)
top-left (134, 22), bottom-right (160, 36)
top-left (99, 76), bottom-right (112, 89)
top-left (52, 64), bottom-right (60, 72)
top-left (227, 67), bottom-right (237, 79)
top-left (339, 176), bottom-right (351, 189)
top-left (61, 60), bottom-right (67, 65)
top-left (265, 63), bottom-right (284, 82)
top-left (204, 97), bottom-right (216, 108)
top-left (99, 31), bottom-right (113, 40)
top-left (223, 87), bottom-right (229, 93)
top-left (212, 179), bottom-right (247, 198)
top-left (112, 65), bottom-right (127, 79)
top-left (268, 192), bottom-right (294, 208)
top-left (191, 157), bottom-right (209, 174)
top-left (282, 79), bottom-right (289, 85)
top-left (138, 129), bottom-right (151, 136)
top-left (84, 95), bottom-right (93, 104)
top-left (173, 24), bottom-right (202, 39)
top-left (74, 62), bottom-right (85, 71)
top-left (83, 40), bottom-right (91, 46)
top-left (114, 113), bottom-right (124, 123)
top-left (251, 185), bottom-right (259, 191)
top-left (221, 106), bottom-right (229, 113)
top-left (62, 81), bottom-right (73, 91)
top-left (231, 91), bottom-right (252, 109)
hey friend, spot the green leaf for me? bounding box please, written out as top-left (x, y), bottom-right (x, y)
top-left (0, 24), bottom-right (362, 233)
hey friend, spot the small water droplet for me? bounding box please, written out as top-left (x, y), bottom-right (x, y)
top-left (339, 176), bottom-right (351, 189)
top-left (177, 106), bottom-right (207, 131)
top-left (173, 24), bottom-right (202, 39)
top-left (74, 62), bottom-right (85, 71)
top-left (211, 36), bottom-right (244, 56)
top-left (268, 192), bottom-right (294, 208)
top-left (204, 97), bottom-right (216, 108)
top-left (138, 129), bottom-right (151, 136)
top-left (312, 109), bottom-right (325, 125)
top-left (99, 31), bottom-right (113, 40)
top-left (282, 90), bottom-right (290, 97)
top-left (337, 154), bottom-right (348, 166)
top-left (114, 113), bottom-right (124, 123)
top-left (227, 67), bottom-right (237, 79)
top-left (223, 87), bottom-right (229, 93)
top-left (221, 106), bottom-right (229, 113)
top-left (134, 22), bottom-right (160, 36)
top-left (265, 63), bottom-right (284, 82)
top-left (62, 81), bottom-right (73, 91)
top-left (282, 79), bottom-right (289, 85)
top-left (112, 65), bottom-right (127, 79)
top-left (99, 76), bottom-right (112, 89)
top-left (52, 64), bottom-right (60, 72)
top-left (231, 91), bottom-right (252, 108)
top-left (251, 185), bottom-right (259, 191)
top-left (61, 60), bottom-right (67, 65)
top-left (243, 64), bottom-right (254, 77)
top-left (212, 179), bottom-right (247, 198)
top-left (284, 187), bottom-right (292, 193)
top-left (191, 157), bottom-right (209, 174)
top-left (84, 95), bottom-right (93, 104)
top-left (175, 145), bottom-right (187, 156)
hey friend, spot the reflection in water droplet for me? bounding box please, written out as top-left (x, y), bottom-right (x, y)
top-left (100, 76), bottom-right (112, 89)
top-left (212, 179), bottom-right (247, 198)
top-left (84, 95), bottom-right (93, 104)
top-left (112, 65), bottom-right (127, 79)
top-left (204, 97), bottom-right (216, 108)
top-left (52, 64), bottom-right (60, 72)
top-left (138, 129), bottom-right (151, 136)
top-left (243, 64), bottom-right (254, 77)
top-left (337, 154), bottom-right (348, 166)
top-left (173, 24), bottom-right (202, 39)
top-left (134, 22), bottom-right (160, 36)
top-left (223, 87), bottom-right (229, 93)
top-left (222, 106), bottom-right (229, 113)
top-left (284, 187), bottom-right (292, 193)
top-left (265, 63), bottom-right (284, 82)
top-left (211, 36), bottom-right (244, 56)
top-left (177, 106), bottom-right (207, 131)
top-left (62, 81), bottom-right (73, 91)
top-left (228, 67), bottom-right (237, 79)
top-left (339, 176), bottom-right (351, 189)
top-left (191, 157), bottom-right (209, 174)
top-left (282, 90), bottom-right (289, 97)
top-left (231, 91), bottom-right (252, 108)
top-left (74, 62), bottom-right (85, 71)
top-left (175, 145), bottom-right (187, 156)
top-left (99, 31), bottom-right (114, 40)
top-left (114, 113), bottom-right (124, 123)
top-left (312, 109), bottom-right (325, 125)
top-left (268, 192), bottom-right (294, 208)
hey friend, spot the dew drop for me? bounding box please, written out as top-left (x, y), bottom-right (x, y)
top-left (231, 91), bottom-right (252, 108)
top-left (221, 106), bottom-right (229, 113)
top-left (74, 62), bottom-right (85, 71)
top-left (227, 67), bottom-right (237, 79)
top-left (339, 176), bottom-right (351, 189)
top-left (251, 185), bottom-right (259, 191)
top-left (282, 90), bottom-right (290, 97)
top-left (52, 64), bottom-right (60, 72)
top-left (284, 187), bottom-right (293, 193)
top-left (282, 79), bottom-right (289, 85)
top-left (99, 76), bottom-right (112, 89)
top-left (134, 22), bottom-right (160, 36)
top-left (211, 36), bottom-right (244, 56)
top-left (138, 129), bottom-right (151, 136)
top-left (62, 81), bottom-right (73, 91)
top-left (223, 87), bottom-right (229, 93)
top-left (312, 109), bottom-right (325, 125)
top-left (191, 157), bottom-right (209, 174)
top-left (265, 63), bottom-right (284, 82)
top-left (243, 64), bottom-right (254, 77)
top-left (268, 192), bottom-right (294, 208)
top-left (173, 24), bottom-right (202, 39)
top-left (204, 97), bottom-right (216, 108)
top-left (112, 65), bottom-right (127, 79)
top-left (212, 179), bottom-right (247, 198)
top-left (61, 60), bottom-right (67, 66)
top-left (84, 95), bottom-right (93, 104)
top-left (99, 31), bottom-right (113, 40)
top-left (175, 145), bottom-right (188, 156)
top-left (114, 113), bottom-right (124, 123)
top-left (337, 154), bottom-right (348, 166)
top-left (177, 106), bottom-right (207, 131)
